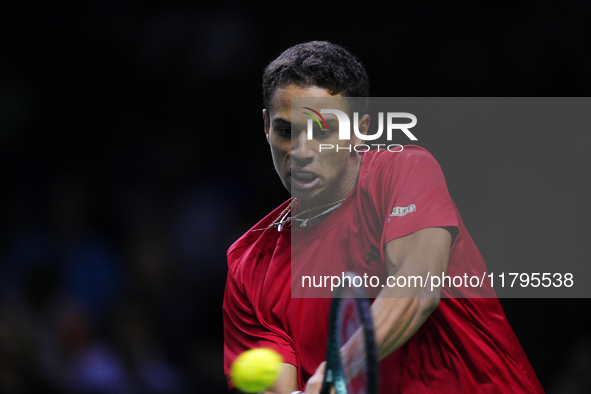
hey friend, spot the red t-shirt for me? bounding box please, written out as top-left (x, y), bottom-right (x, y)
top-left (223, 146), bottom-right (544, 393)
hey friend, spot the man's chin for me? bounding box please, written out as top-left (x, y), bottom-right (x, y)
top-left (289, 188), bottom-right (330, 207)
top-left (289, 190), bottom-right (312, 201)
top-left (290, 175), bottom-right (321, 191)
top-left (289, 188), bottom-right (314, 201)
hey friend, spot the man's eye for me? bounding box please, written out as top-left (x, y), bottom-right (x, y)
top-left (279, 128), bottom-right (291, 136)
top-left (315, 128), bottom-right (331, 138)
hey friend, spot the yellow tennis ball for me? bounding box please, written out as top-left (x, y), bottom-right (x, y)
top-left (231, 348), bottom-right (283, 393)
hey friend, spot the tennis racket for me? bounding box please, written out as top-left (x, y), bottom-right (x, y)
top-left (319, 272), bottom-right (379, 394)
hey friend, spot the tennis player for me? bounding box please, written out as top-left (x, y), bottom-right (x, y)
top-left (224, 41), bottom-right (544, 393)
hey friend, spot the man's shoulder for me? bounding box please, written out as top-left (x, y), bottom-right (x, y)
top-left (360, 145), bottom-right (439, 181)
top-left (227, 199), bottom-right (291, 274)
top-left (362, 145), bottom-right (435, 166)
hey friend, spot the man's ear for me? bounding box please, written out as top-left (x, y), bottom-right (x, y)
top-left (263, 109), bottom-right (270, 143)
top-left (354, 113), bottom-right (371, 145)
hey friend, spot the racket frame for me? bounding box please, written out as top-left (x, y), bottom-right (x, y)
top-left (318, 272), bottom-right (379, 394)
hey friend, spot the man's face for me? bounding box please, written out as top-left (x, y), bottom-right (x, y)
top-left (263, 84), bottom-right (367, 205)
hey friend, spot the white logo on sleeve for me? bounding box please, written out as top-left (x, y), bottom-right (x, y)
top-left (388, 204), bottom-right (416, 223)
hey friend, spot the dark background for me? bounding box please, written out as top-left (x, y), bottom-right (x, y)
top-left (1, 1), bottom-right (590, 393)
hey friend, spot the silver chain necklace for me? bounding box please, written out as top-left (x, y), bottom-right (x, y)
top-left (292, 202), bottom-right (343, 228)
top-left (252, 198), bottom-right (345, 232)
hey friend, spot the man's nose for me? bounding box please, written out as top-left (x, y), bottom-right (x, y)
top-left (291, 129), bottom-right (315, 162)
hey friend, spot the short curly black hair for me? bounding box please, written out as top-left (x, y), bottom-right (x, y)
top-left (262, 41), bottom-right (369, 115)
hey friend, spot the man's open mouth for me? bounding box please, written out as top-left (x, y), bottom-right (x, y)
top-left (289, 168), bottom-right (320, 189)
top-left (291, 171), bottom-right (316, 181)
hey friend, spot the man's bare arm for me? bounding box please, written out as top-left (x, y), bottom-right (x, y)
top-left (372, 227), bottom-right (451, 359)
top-left (340, 227), bottom-right (452, 363)
top-left (262, 363), bottom-right (298, 394)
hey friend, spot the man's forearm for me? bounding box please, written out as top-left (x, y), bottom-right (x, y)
top-left (338, 278), bottom-right (439, 368)
top-left (371, 288), bottom-right (439, 360)
top-left (263, 363), bottom-right (299, 394)
top-left (341, 228), bottom-right (450, 365)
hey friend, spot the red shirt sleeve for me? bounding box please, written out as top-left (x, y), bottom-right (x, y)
top-left (377, 146), bottom-right (459, 244)
top-left (223, 269), bottom-right (297, 389)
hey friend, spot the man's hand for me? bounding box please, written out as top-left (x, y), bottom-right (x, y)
top-left (304, 362), bottom-right (326, 394)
